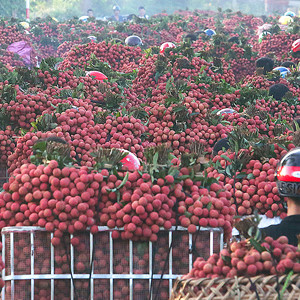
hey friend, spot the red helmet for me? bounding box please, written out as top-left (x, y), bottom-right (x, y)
top-left (160, 42), bottom-right (176, 54)
top-left (292, 39), bottom-right (300, 53)
top-left (120, 150), bottom-right (140, 171)
top-left (276, 148), bottom-right (300, 197)
top-left (86, 71), bottom-right (108, 82)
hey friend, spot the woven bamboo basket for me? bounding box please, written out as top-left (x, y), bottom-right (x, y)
top-left (170, 274), bottom-right (300, 300)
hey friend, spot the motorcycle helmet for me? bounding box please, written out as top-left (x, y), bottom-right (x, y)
top-left (272, 66), bottom-right (291, 78)
top-left (284, 11), bottom-right (296, 18)
top-left (217, 108), bottom-right (236, 116)
top-left (88, 36), bottom-right (97, 42)
top-left (20, 22), bottom-right (30, 29)
top-left (160, 42), bottom-right (176, 54)
top-left (86, 71), bottom-right (108, 82)
top-left (79, 16), bottom-right (89, 22)
top-left (120, 150), bottom-right (140, 171)
top-left (125, 35), bottom-right (143, 46)
top-left (204, 29), bottom-right (216, 36)
top-left (276, 148), bottom-right (300, 197)
top-left (292, 39), bottom-right (300, 53)
top-left (279, 15), bottom-right (293, 25)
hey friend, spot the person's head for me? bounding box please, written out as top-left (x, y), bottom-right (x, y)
top-left (87, 9), bottom-right (94, 17)
top-left (255, 57), bottom-right (274, 74)
top-left (184, 33), bottom-right (198, 42)
top-left (213, 138), bottom-right (230, 156)
top-left (269, 84), bottom-right (289, 101)
top-left (138, 6), bottom-right (146, 17)
top-left (282, 61), bottom-right (296, 69)
top-left (276, 148), bottom-right (300, 213)
top-left (228, 36), bottom-right (240, 44)
top-left (113, 5), bottom-right (120, 16)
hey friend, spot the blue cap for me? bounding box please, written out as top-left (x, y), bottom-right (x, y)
top-left (273, 66), bottom-right (291, 78)
top-left (284, 11), bottom-right (296, 17)
top-left (204, 29), bottom-right (216, 36)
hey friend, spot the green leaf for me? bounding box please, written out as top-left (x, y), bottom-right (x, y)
top-left (225, 165), bottom-right (233, 177)
top-left (247, 173), bottom-right (254, 179)
top-left (221, 255), bottom-right (231, 264)
top-left (207, 202), bottom-right (212, 210)
top-left (106, 172), bottom-right (129, 194)
top-left (153, 152), bottom-right (159, 166)
top-left (254, 228), bottom-right (262, 241)
top-left (31, 122), bottom-right (38, 131)
top-left (249, 238), bottom-right (266, 253)
top-left (184, 211), bottom-right (192, 218)
top-left (178, 175), bottom-right (191, 181)
top-left (154, 72), bottom-right (161, 83)
top-left (168, 167), bottom-right (179, 178)
top-left (221, 155), bottom-right (232, 162)
top-left (236, 172), bottom-right (246, 179)
top-left (280, 270), bottom-right (294, 299)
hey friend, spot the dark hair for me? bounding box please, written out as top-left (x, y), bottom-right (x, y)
top-left (287, 196), bottom-right (300, 203)
top-left (87, 9), bottom-right (93, 12)
top-left (255, 57), bottom-right (274, 74)
top-left (282, 61), bottom-right (296, 69)
top-left (269, 84), bottom-right (289, 101)
top-left (184, 33), bottom-right (198, 42)
top-left (213, 138), bottom-right (230, 156)
top-left (228, 36), bottom-right (239, 43)
top-left (138, 6), bottom-right (145, 10)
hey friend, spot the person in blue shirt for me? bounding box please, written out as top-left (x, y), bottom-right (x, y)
top-left (138, 6), bottom-right (149, 19)
top-left (111, 5), bottom-right (125, 22)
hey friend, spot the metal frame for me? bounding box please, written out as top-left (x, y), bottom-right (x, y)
top-left (1, 226), bottom-right (224, 300)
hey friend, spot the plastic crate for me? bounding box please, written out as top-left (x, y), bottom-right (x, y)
top-left (1, 226), bottom-right (224, 300)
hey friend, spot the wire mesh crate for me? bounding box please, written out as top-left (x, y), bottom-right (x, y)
top-left (2, 226), bottom-right (224, 300)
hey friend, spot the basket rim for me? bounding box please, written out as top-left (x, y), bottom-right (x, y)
top-left (175, 273), bottom-right (300, 286)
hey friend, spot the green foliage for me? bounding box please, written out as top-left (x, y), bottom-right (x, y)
top-left (0, 0), bottom-right (25, 18)
top-left (143, 144), bottom-right (177, 181)
top-left (235, 85), bottom-right (270, 106)
top-left (31, 114), bottom-right (57, 132)
top-left (90, 147), bottom-right (127, 172)
top-left (0, 84), bottom-right (17, 103)
top-left (31, 0), bottom-right (81, 20)
top-left (0, 108), bottom-right (12, 130)
top-left (30, 139), bottom-right (74, 168)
